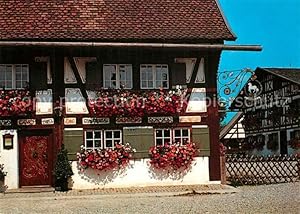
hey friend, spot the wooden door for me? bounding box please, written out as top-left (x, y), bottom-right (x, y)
top-left (19, 130), bottom-right (53, 186)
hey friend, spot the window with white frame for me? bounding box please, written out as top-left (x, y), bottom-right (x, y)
top-left (140, 64), bottom-right (169, 89)
top-left (174, 128), bottom-right (190, 145)
top-left (155, 129), bottom-right (172, 146)
top-left (84, 130), bottom-right (122, 149)
top-left (85, 130), bottom-right (102, 150)
top-left (103, 64), bottom-right (132, 89)
top-left (104, 130), bottom-right (122, 148)
top-left (0, 64), bottom-right (29, 89)
top-left (155, 128), bottom-right (191, 146)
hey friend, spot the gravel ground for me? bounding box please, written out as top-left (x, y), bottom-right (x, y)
top-left (0, 182), bottom-right (299, 214)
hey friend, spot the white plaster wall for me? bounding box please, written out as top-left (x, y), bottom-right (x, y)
top-left (71, 157), bottom-right (216, 189)
top-left (0, 130), bottom-right (19, 189)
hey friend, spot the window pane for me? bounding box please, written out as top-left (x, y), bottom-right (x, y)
top-left (16, 65), bottom-right (21, 75)
top-left (156, 139), bottom-right (163, 146)
top-left (86, 131), bottom-right (93, 139)
top-left (156, 81), bottom-right (162, 88)
top-left (16, 72), bottom-right (22, 81)
top-left (141, 72), bottom-right (147, 79)
top-left (105, 131), bottom-right (112, 138)
top-left (113, 139), bottom-right (121, 145)
top-left (86, 140), bottom-right (93, 148)
top-left (94, 131), bottom-right (101, 139)
top-left (105, 140), bottom-right (113, 148)
top-left (156, 130), bottom-right (162, 137)
top-left (5, 81), bottom-right (12, 88)
top-left (162, 73), bottom-right (168, 81)
top-left (5, 66), bottom-right (12, 80)
top-left (164, 139), bottom-right (171, 145)
top-left (22, 71), bottom-right (28, 81)
top-left (103, 65), bottom-right (116, 88)
top-left (174, 130), bottom-right (181, 137)
top-left (164, 130), bottom-right (170, 137)
top-left (148, 81), bottom-right (153, 88)
top-left (16, 81), bottom-right (22, 88)
top-left (95, 140), bottom-right (101, 148)
top-left (141, 81), bottom-right (147, 88)
top-left (182, 129), bottom-right (189, 137)
top-left (182, 138), bottom-right (189, 145)
top-left (114, 131), bottom-right (120, 138)
top-left (0, 81), bottom-right (5, 87)
top-left (0, 71), bottom-right (5, 80)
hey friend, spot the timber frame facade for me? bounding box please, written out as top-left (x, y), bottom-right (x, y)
top-left (0, 0), bottom-right (256, 189)
top-left (231, 68), bottom-right (300, 155)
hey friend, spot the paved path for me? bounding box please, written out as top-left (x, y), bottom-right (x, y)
top-left (0, 182), bottom-right (299, 214)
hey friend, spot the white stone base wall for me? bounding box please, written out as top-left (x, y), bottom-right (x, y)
top-left (71, 157), bottom-right (217, 189)
top-left (0, 130), bottom-right (19, 189)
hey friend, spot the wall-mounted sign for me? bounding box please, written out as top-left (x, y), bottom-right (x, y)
top-left (3, 134), bottom-right (13, 150)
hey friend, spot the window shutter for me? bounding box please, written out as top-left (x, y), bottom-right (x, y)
top-left (30, 62), bottom-right (47, 90)
top-left (86, 61), bottom-right (101, 89)
top-left (171, 63), bottom-right (186, 86)
top-left (63, 129), bottom-right (83, 161)
top-left (192, 127), bottom-right (210, 156)
top-left (123, 127), bottom-right (154, 159)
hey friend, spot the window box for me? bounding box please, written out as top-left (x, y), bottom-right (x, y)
top-left (149, 142), bottom-right (196, 170)
top-left (77, 142), bottom-right (135, 171)
top-left (88, 88), bottom-right (187, 117)
top-left (0, 90), bottom-right (33, 116)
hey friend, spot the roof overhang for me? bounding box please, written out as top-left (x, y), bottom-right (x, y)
top-left (0, 41), bottom-right (262, 51)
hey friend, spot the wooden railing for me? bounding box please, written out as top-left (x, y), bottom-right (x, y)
top-left (226, 154), bottom-right (300, 185)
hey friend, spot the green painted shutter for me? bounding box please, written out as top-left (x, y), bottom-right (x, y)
top-left (63, 129), bottom-right (83, 161)
top-left (192, 127), bottom-right (210, 156)
top-left (123, 127), bottom-right (154, 159)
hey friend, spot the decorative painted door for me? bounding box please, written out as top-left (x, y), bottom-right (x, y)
top-left (19, 131), bottom-right (53, 186)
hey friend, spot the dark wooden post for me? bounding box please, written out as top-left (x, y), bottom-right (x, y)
top-left (51, 49), bottom-right (65, 150)
top-left (208, 93), bottom-right (221, 181)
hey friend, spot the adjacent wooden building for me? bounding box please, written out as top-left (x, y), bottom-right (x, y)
top-left (231, 68), bottom-right (300, 156)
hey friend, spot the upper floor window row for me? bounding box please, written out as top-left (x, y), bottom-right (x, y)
top-left (102, 64), bottom-right (169, 89)
top-left (0, 64), bottom-right (29, 89)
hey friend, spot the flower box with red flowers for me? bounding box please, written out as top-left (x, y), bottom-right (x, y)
top-left (88, 87), bottom-right (188, 117)
top-left (149, 142), bottom-right (197, 170)
top-left (77, 143), bottom-right (136, 171)
top-left (0, 90), bottom-right (33, 117)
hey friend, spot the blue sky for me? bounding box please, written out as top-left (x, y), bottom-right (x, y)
top-left (218, 0), bottom-right (300, 123)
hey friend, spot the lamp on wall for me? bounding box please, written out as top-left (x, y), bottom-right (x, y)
top-left (3, 134), bottom-right (13, 150)
top-left (54, 100), bottom-right (64, 123)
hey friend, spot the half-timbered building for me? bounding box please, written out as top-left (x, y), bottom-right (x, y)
top-left (231, 68), bottom-right (300, 156)
top-left (0, 0), bottom-right (261, 189)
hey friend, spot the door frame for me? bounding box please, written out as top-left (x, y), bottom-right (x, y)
top-left (18, 129), bottom-right (54, 187)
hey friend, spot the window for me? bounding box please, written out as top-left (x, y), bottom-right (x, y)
top-left (104, 130), bottom-right (122, 148)
top-left (155, 128), bottom-right (191, 146)
top-left (85, 130), bottom-right (102, 150)
top-left (103, 64), bottom-right (132, 89)
top-left (140, 64), bottom-right (169, 89)
top-left (84, 130), bottom-right (122, 149)
top-left (0, 64), bottom-right (29, 89)
top-left (174, 128), bottom-right (190, 145)
top-left (155, 129), bottom-right (172, 146)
